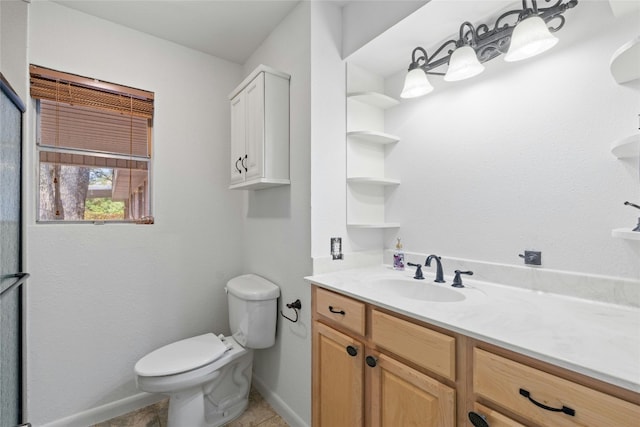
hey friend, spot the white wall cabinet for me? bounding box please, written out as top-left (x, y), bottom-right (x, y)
top-left (229, 65), bottom-right (290, 190)
top-left (346, 64), bottom-right (400, 228)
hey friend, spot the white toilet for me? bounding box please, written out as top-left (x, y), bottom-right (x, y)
top-left (134, 274), bottom-right (280, 427)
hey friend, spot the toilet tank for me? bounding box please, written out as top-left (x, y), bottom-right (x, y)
top-left (226, 274), bottom-right (280, 349)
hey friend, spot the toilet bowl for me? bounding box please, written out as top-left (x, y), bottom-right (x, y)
top-left (134, 274), bottom-right (280, 427)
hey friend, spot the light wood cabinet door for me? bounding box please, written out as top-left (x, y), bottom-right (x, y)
top-left (369, 352), bottom-right (455, 427)
top-left (313, 321), bottom-right (364, 427)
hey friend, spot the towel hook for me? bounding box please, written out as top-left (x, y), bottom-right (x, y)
top-left (280, 299), bottom-right (302, 323)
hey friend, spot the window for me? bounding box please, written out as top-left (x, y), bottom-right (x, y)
top-left (30, 65), bottom-right (154, 222)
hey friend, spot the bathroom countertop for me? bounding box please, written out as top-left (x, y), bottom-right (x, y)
top-left (305, 265), bottom-right (640, 393)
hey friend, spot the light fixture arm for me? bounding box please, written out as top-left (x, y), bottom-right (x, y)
top-left (457, 21), bottom-right (479, 47)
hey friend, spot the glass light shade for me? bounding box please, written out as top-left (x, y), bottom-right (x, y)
top-left (444, 45), bottom-right (485, 82)
top-left (504, 15), bottom-right (558, 62)
top-left (400, 68), bottom-right (433, 98)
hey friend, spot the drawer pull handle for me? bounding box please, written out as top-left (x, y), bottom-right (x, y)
top-left (468, 412), bottom-right (489, 427)
top-left (346, 345), bottom-right (358, 357)
top-left (328, 306), bottom-right (345, 315)
top-left (519, 388), bottom-right (575, 417)
top-left (365, 355), bottom-right (377, 367)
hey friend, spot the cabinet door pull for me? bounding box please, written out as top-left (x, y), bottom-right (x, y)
top-left (467, 412), bottom-right (489, 427)
top-left (365, 355), bottom-right (377, 368)
top-left (235, 157), bottom-right (243, 174)
top-left (328, 306), bottom-right (345, 315)
top-left (346, 345), bottom-right (358, 357)
top-left (519, 388), bottom-right (575, 416)
top-left (242, 154), bottom-right (248, 172)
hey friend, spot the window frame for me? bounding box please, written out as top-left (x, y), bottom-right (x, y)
top-left (31, 65), bottom-right (154, 224)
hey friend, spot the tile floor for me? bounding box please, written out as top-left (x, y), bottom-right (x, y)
top-left (92, 387), bottom-right (288, 427)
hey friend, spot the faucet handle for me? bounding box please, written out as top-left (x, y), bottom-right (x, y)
top-left (452, 270), bottom-right (473, 288)
top-left (407, 262), bottom-right (424, 280)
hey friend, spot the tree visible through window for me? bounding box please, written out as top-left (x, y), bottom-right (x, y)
top-left (30, 65), bottom-right (154, 222)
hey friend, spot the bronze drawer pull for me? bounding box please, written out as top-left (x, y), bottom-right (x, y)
top-left (328, 306), bottom-right (345, 315)
top-left (519, 388), bottom-right (576, 416)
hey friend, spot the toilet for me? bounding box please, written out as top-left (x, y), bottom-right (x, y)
top-left (134, 274), bottom-right (280, 427)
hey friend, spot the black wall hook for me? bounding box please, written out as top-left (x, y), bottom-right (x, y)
top-left (280, 299), bottom-right (302, 323)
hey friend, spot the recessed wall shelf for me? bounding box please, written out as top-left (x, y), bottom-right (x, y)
top-left (610, 36), bottom-right (640, 84)
top-left (346, 64), bottom-right (401, 230)
top-left (612, 228), bottom-right (640, 241)
top-left (611, 134), bottom-right (640, 159)
top-left (347, 91), bottom-right (400, 110)
top-left (347, 130), bottom-right (400, 145)
top-left (347, 223), bottom-right (401, 229)
top-left (347, 177), bottom-right (401, 186)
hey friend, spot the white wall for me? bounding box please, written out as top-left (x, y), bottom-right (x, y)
top-left (382, 1), bottom-right (640, 280)
top-left (341, 0), bottom-right (428, 58)
top-left (310, 2), bottom-right (348, 261)
top-left (238, 2), bottom-right (312, 426)
top-left (26, 2), bottom-right (244, 425)
top-left (0, 0), bottom-right (29, 102)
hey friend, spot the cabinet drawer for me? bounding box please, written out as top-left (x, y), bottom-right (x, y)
top-left (471, 403), bottom-right (526, 427)
top-left (315, 287), bottom-right (365, 336)
top-left (371, 309), bottom-right (455, 381)
top-left (474, 348), bottom-right (640, 427)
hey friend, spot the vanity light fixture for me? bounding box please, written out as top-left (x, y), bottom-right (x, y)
top-left (401, 0), bottom-right (578, 98)
top-left (444, 22), bottom-right (485, 82)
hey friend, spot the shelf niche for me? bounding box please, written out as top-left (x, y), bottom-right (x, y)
top-left (346, 64), bottom-right (400, 229)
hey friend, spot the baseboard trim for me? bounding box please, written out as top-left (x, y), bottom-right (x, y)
top-left (252, 375), bottom-right (309, 427)
top-left (40, 392), bottom-right (164, 427)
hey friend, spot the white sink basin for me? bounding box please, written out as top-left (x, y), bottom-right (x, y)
top-left (368, 278), bottom-right (465, 302)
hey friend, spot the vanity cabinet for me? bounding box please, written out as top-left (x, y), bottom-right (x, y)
top-left (311, 285), bottom-right (640, 427)
top-left (228, 65), bottom-right (290, 190)
top-left (312, 287), bottom-right (456, 427)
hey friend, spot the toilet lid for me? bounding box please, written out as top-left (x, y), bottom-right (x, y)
top-left (135, 333), bottom-right (228, 376)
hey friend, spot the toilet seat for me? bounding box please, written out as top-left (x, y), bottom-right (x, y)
top-left (135, 333), bottom-right (230, 377)
top-left (136, 336), bottom-right (250, 396)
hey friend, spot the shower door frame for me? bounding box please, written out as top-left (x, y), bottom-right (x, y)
top-left (0, 71), bottom-right (28, 427)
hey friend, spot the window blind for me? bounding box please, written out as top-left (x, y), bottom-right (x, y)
top-left (30, 65), bottom-right (153, 118)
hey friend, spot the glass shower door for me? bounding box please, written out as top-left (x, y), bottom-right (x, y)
top-left (0, 73), bottom-right (27, 427)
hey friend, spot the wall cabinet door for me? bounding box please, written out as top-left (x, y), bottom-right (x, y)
top-left (243, 72), bottom-right (265, 182)
top-left (313, 321), bottom-right (364, 427)
top-left (369, 352), bottom-right (456, 427)
top-left (230, 93), bottom-right (246, 185)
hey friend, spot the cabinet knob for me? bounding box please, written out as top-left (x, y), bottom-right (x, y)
top-left (468, 412), bottom-right (489, 427)
top-left (346, 345), bottom-right (358, 357)
top-left (365, 355), bottom-right (377, 367)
